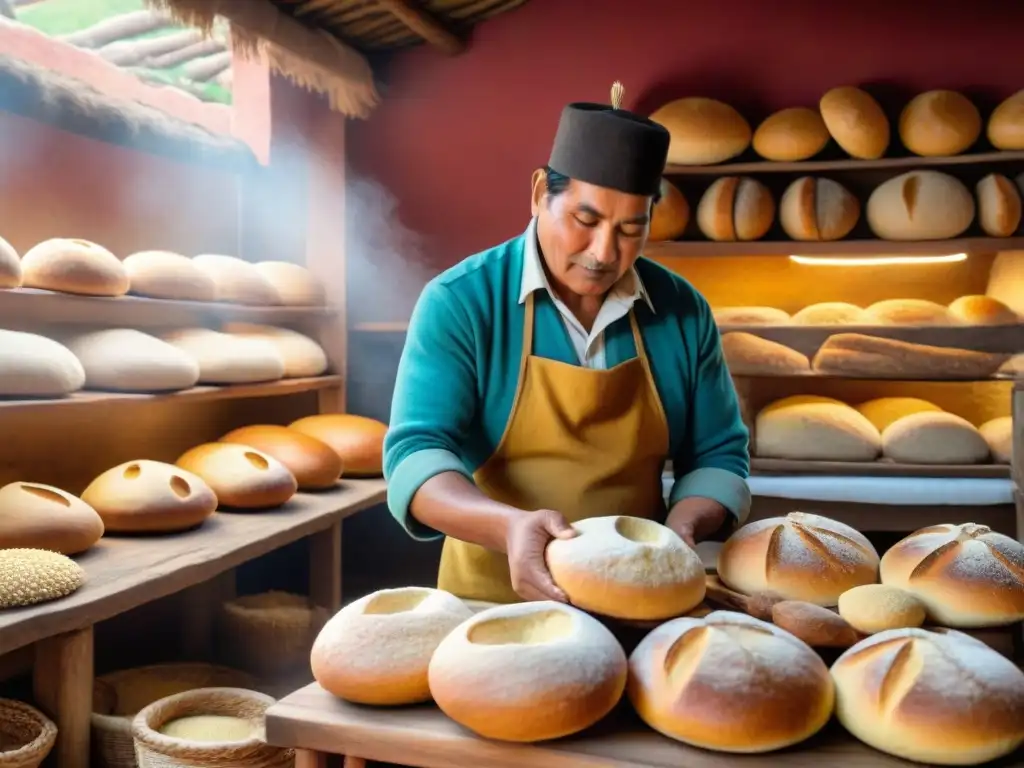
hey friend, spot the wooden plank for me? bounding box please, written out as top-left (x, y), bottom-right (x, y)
top-left (664, 149), bottom-right (1024, 175)
top-left (751, 458), bottom-right (1010, 479)
top-left (645, 236), bottom-right (1024, 258)
top-left (34, 627), bottom-right (93, 768)
top-left (0, 479), bottom-right (386, 656)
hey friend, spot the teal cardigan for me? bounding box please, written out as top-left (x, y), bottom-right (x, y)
top-left (383, 229), bottom-right (752, 540)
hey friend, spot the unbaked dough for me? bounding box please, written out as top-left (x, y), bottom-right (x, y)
top-left (881, 412), bottom-right (989, 464)
top-left (192, 254), bottom-right (279, 305)
top-left (0, 235), bottom-right (22, 288)
top-left (161, 328), bottom-right (284, 384)
top-left (63, 329), bottom-right (200, 392)
top-left (755, 396), bottom-right (881, 461)
top-left (0, 330), bottom-right (86, 396)
top-left (221, 323), bottom-right (328, 378)
top-left (254, 261), bottom-right (327, 306)
top-left (21, 238), bottom-right (129, 296)
top-left (123, 250), bottom-right (217, 302)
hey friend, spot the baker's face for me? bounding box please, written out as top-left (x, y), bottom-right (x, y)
top-left (532, 170), bottom-right (652, 297)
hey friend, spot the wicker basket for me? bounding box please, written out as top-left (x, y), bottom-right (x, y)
top-left (217, 591), bottom-right (329, 677)
top-left (92, 663), bottom-right (257, 768)
top-left (0, 699), bottom-right (57, 768)
top-left (132, 687), bottom-right (292, 768)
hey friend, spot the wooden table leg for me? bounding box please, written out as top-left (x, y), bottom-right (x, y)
top-left (33, 626), bottom-right (93, 768)
top-left (309, 521), bottom-right (342, 613)
top-left (295, 749), bottom-right (329, 768)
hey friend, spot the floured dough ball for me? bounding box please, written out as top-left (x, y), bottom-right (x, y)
top-left (987, 89), bottom-right (1024, 150)
top-left (863, 298), bottom-right (953, 325)
top-left (979, 416), bottom-right (1012, 463)
top-left (948, 294), bottom-right (1018, 325)
top-left (21, 238), bottom-right (128, 296)
top-left (791, 302), bottom-right (867, 325)
top-left (221, 323), bottom-right (328, 378)
top-left (191, 254), bottom-right (279, 305)
top-left (428, 601), bottom-right (627, 742)
top-left (866, 171), bottom-right (975, 241)
top-left (311, 587), bottom-right (472, 705)
top-left (545, 516), bottom-right (705, 620)
top-left (721, 332), bottom-right (810, 376)
top-left (830, 628), bottom-right (1024, 765)
top-left (80, 460), bottom-right (217, 533)
top-left (0, 482), bottom-right (104, 554)
top-left (0, 234), bottom-right (22, 288)
top-left (63, 329), bottom-right (200, 392)
top-left (288, 414), bottom-right (388, 477)
top-left (754, 395), bottom-right (881, 461)
top-left (880, 523), bottom-right (1024, 627)
top-left (752, 107), bottom-right (830, 161)
top-left (648, 178), bottom-right (689, 241)
top-left (219, 425), bottom-right (342, 490)
top-left (161, 328), bottom-right (284, 384)
top-left (976, 173), bottom-right (1022, 237)
top-left (779, 177), bottom-right (860, 241)
top-left (254, 261), bottom-right (326, 306)
top-left (855, 397), bottom-right (942, 432)
top-left (696, 176), bottom-right (775, 241)
top-left (837, 584), bottom-right (925, 634)
top-left (713, 306), bottom-right (790, 325)
top-left (649, 97), bottom-right (751, 165)
top-left (898, 90), bottom-right (981, 156)
top-left (628, 611), bottom-right (834, 753)
top-left (717, 512), bottom-right (880, 606)
top-left (0, 330), bottom-right (85, 396)
top-left (0, 549), bottom-right (85, 609)
top-left (819, 86), bottom-right (890, 159)
top-left (881, 412), bottom-right (989, 464)
top-left (176, 443), bottom-right (297, 510)
top-left (123, 250), bottom-right (217, 302)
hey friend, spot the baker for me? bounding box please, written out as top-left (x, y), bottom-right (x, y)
top-left (384, 82), bottom-right (751, 605)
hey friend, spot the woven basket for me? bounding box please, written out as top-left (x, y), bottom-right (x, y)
top-left (217, 591), bottom-right (329, 677)
top-left (0, 699), bottom-right (57, 768)
top-left (132, 687), bottom-right (292, 768)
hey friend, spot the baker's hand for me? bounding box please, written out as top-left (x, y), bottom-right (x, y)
top-left (505, 509), bottom-right (577, 603)
top-left (667, 497), bottom-right (729, 548)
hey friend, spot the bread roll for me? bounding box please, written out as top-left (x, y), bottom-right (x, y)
top-left (791, 302), bottom-right (867, 325)
top-left (161, 328), bottom-right (284, 384)
top-left (718, 512), bottom-right (880, 606)
top-left (0, 234), bottom-right (22, 288)
top-left (627, 611), bottom-right (834, 753)
top-left (985, 250), bottom-right (1024, 316)
top-left (0, 482), bottom-right (104, 554)
top-left (21, 238), bottom-right (129, 296)
top-left (219, 425), bottom-right (342, 490)
top-left (721, 332), bottom-right (810, 375)
top-left (123, 250), bottom-right (217, 301)
top-left (545, 516), bottom-right (705, 620)
top-left (866, 171), bottom-right (975, 240)
top-left (80, 460), bottom-right (216, 533)
top-left (881, 411), bottom-right (989, 465)
top-left (855, 397), bottom-right (942, 432)
top-left (831, 628), bottom-right (1024, 765)
top-left (771, 601), bottom-right (862, 648)
top-left (648, 178), bottom-right (689, 241)
top-left (812, 333), bottom-right (1006, 379)
top-left (998, 353), bottom-right (1024, 377)
top-left (863, 298), bottom-right (953, 325)
top-left (713, 306), bottom-right (790, 325)
top-left (898, 90), bottom-right (981, 157)
top-left (819, 86), bottom-right (890, 159)
top-left (987, 89), bottom-right (1024, 150)
top-left (176, 443), bottom-right (297, 509)
top-left (754, 396), bottom-right (881, 461)
top-left (696, 177), bottom-right (775, 241)
top-left (254, 261), bottom-right (326, 306)
top-left (649, 97), bottom-right (751, 165)
top-left (0, 330), bottom-right (85, 396)
top-left (978, 416), bottom-right (1012, 463)
top-left (976, 173), bottom-right (1022, 237)
top-left (779, 177), bottom-right (860, 241)
top-left (288, 414), bottom-right (387, 477)
top-left (310, 587), bottom-right (472, 706)
top-left (752, 107), bottom-right (830, 161)
top-left (221, 323), bottom-right (328, 378)
top-left (428, 601), bottom-right (627, 742)
top-left (837, 584), bottom-right (925, 634)
top-left (191, 254), bottom-right (279, 305)
top-left (63, 329), bottom-right (200, 392)
top-left (948, 294), bottom-right (1018, 325)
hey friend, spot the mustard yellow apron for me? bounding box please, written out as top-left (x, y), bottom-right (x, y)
top-left (437, 292), bottom-right (670, 603)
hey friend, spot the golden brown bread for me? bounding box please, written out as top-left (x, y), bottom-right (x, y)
top-left (811, 333), bottom-right (1007, 379)
top-left (219, 425), bottom-right (343, 490)
top-left (752, 107), bottom-right (829, 161)
top-left (21, 238), bottom-right (129, 297)
top-left (978, 416), bottom-right (1012, 463)
top-left (648, 178), bottom-right (689, 241)
top-left (791, 302), bottom-right (867, 325)
top-left (0, 234), bottom-right (22, 288)
top-left (819, 86), bottom-right (890, 159)
top-left (837, 584), bottom-right (925, 634)
top-left (778, 177), bottom-right (860, 241)
top-left (696, 176), bottom-right (775, 241)
top-left (855, 397), bottom-right (942, 432)
top-left (984, 250), bottom-right (1024, 316)
top-left (948, 294), bottom-right (1018, 325)
top-left (713, 306), bottom-right (790, 325)
top-left (0, 482), bottom-right (104, 554)
top-left (288, 414), bottom-right (388, 477)
top-left (987, 89), bottom-right (1024, 150)
top-left (721, 332), bottom-right (810, 376)
top-left (175, 443), bottom-right (298, 510)
top-left (863, 298), bottom-right (952, 325)
top-left (976, 173), bottom-right (1022, 237)
top-left (771, 601), bottom-right (862, 648)
top-left (898, 90), bottom-right (981, 156)
top-left (649, 97), bottom-right (751, 165)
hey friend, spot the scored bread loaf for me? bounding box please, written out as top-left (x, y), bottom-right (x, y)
top-left (978, 416), bottom-right (1012, 463)
top-left (219, 425), bottom-right (343, 490)
top-left (819, 86), bottom-right (890, 159)
top-left (898, 90), bottom-right (981, 157)
top-left (0, 482), bottom-right (104, 554)
top-left (176, 443), bottom-right (298, 510)
top-left (21, 238), bottom-right (129, 296)
top-left (721, 332), bottom-right (810, 376)
top-left (855, 397), bottom-right (942, 432)
top-left (862, 298), bottom-right (952, 326)
top-left (649, 97), bottom-right (751, 165)
top-left (0, 234), bottom-right (22, 288)
top-left (866, 171), bottom-right (975, 240)
top-left (648, 178), bottom-right (689, 241)
top-left (192, 254), bottom-right (279, 305)
top-left (288, 413), bottom-right (388, 477)
top-left (791, 302), bottom-right (867, 325)
top-left (754, 395), bottom-right (881, 461)
top-left (63, 328), bottom-right (200, 392)
top-left (752, 107), bottom-right (830, 161)
top-left (253, 261), bottom-right (326, 306)
top-left (713, 306), bottom-right (790, 325)
top-left (811, 333), bottom-right (1007, 379)
top-left (310, 587), bottom-right (472, 706)
top-left (976, 173), bottom-right (1022, 237)
top-left (0, 330), bottom-right (85, 396)
top-left (123, 250), bottom-right (217, 302)
top-left (428, 601), bottom-right (627, 742)
top-left (696, 176), bottom-right (775, 241)
top-left (985, 250), bottom-right (1024, 316)
top-left (879, 523), bottom-right (1024, 627)
top-left (627, 611), bottom-right (834, 753)
top-left (221, 323), bottom-right (328, 378)
top-left (545, 516), bottom-right (705, 620)
top-left (830, 628), bottom-right (1024, 765)
top-left (837, 584), bottom-right (925, 634)
top-left (987, 89), bottom-right (1024, 150)
top-left (161, 328), bottom-right (285, 384)
top-left (948, 294), bottom-right (1018, 325)
top-left (717, 512), bottom-right (880, 606)
top-left (779, 177), bottom-right (860, 241)
top-left (881, 411), bottom-right (989, 465)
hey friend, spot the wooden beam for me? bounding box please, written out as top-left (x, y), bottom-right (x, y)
top-left (375, 0), bottom-right (465, 55)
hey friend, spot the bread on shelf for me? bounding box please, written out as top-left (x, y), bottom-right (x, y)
top-left (0, 549), bottom-right (86, 609)
top-left (898, 90), bottom-right (982, 157)
top-left (721, 332), bottom-right (810, 376)
top-left (219, 425), bottom-right (343, 490)
top-left (0, 234), bottom-right (22, 289)
top-left (122, 250), bottom-right (217, 302)
top-left (978, 416), bottom-right (1012, 463)
top-left (854, 396), bottom-right (942, 431)
top-left (778, 177), bottom-right (860, 241)
top-left (175, 443), bottom-right (298, 510)
top-left (220, 323), bottom-right (328, 378)
top-left (866, 171), bottom-right (975, 241)
top-left (713, 306), bottom-right (790, 325)
top-left (649, 97), bottom-right (751, 165)
top-left (754, 396), bottom-right (880, 461)
top-left (253, 261), bottom-right (326, 306)
top-left (948, 294), bottom-right (1018, 325)
top-left (836, 584), bottom-right (925, 634)
top-left (648, 178), bottom-right (689, 242)
top-left (288, 414), bottom-right (388, 477)
top-left (818, 86), bottom-right (890, 160)
top-left (987, 89), bottom-right (1024, 150)
top-left (811, 333), bottom-right (1006, 379)
top-left (985, 250), bottom-right (1024, 316)
top-left (63, 329), bottom-right (200, 392)
top-left (0, 481), bottom-right (104, 554)
top-left (881, 411), bottom-right (989, 465)
top-left (191, 254), bottom-right (279, 306)
top-left (0, 330), bottom-right (85, 396)
top-left (791, 302), bottom-right (867, 325)
top-left (696, 176), bottom-right (775, 242)
top-left (161, 328), bottom-right (285, 384)
top-left (976, 173), bottom-right (1022, 237)
top-left (21, 238), bottom-right (129, 297)
top-left (752, 107), bottom-right (830, 161)
top-left (862, 298), bottom-right (953, 326)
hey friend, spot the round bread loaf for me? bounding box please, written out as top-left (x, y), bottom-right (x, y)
top-left (779, 177), bottom-right (860, 241)
top-left (80, 460), bottom-right (217, 533)
top-left (721, 332), bottom-right (810, 376)
top-left (254, 261), bottom-right (326, 306)
top-left (649, 97), bottom-right (751, 165)
top-left (791, 302), bottom-right (867, 325)
top-left (717, 512), bottom-right (880, 606)
top-left (0, 549), bottom-right (86, 609)
top-left (0, 234), bottom-right (22, 288)
top-left (627, 611), bottom-right (834, 753)
top-left (866, 171), bottom-right (975, 241)
top-left (830, 628), bottom-right (1024, 764)
top-left (311, 587), bottom-right (472, 706)
top-left (752, 107), bottom-right (829, 161)
top-left (63, 329), bottom-right (200, 392)
top-left (881, 411), bottom-right (989, 465)
top-left (176, 443), bottom-right (297, 510)
top-left (21, 238), bottom-right (129, 296)
top-left (545, 516), bottom-right (705, 620)
top-left (978, 416), bottom-right (1011, 463)
top-left (863, 298), bottom-right (953, 325)
top-left (713, 306), bottom-right (790, 325)
top-left (0, 482), bottom-right (104, 554)
top-left (192, 254), bottom-right (279, 305)
top-left (288, 414), bottom-right (387, 477)
top-left (837, 584), bottom-right (925, 634)
top-left (221, 323), bottom-right (328, 378)
top-left (0, 330), bottom-right (85, 396)
top-left (428, 601), bottom-right (627, 742)
top-left (219, 425), bottom-right (342, 490)
top-left (987, 89), bottom-right (1024, 150)
top-left (898, 90), bottom-right (981, 157)
top-left (648, 178), bottom-right (689, 241)
top-left (879, 523), bottom-right (1024, 627)
top-left (819, 86), bottom-right (890, 159)
top-left (948, 294), bottom-right (1018, 325)
top-left (161, 328), bottom-right (284, 384)
top-left (976, 173), bottom-right (1022, 237)
top-left (855, 397), bottom-right (942, 432)
top-left (754, 396), bottom-right (881, 461)
top-left (123, 250), bottom-right (217, 301)
top-left (696, 176), bottom-right (775, 242)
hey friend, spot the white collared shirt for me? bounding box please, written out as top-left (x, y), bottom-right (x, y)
top-left (518, 218), bottom-right (655, 369)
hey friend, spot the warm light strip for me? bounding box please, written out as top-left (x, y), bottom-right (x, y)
top-left (789, 253), bottom-right (969, 267)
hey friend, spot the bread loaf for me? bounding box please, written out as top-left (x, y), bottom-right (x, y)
top-left (717, 512), bottom-right (880, 606)
top-left (779, 177), bottom-right (860, 241)
top-left (713, 306), bottom-right (790, 325)
top-left (998, 353), bottom-right (1024, 377)
top-left (879, 523), bottom-right (1024, 627)
top-left (948, 294), bottom-right (1018, 325)
top-left (791, 302), bottom-right (867, 325)
top-left (987, 89), bottom-right (1024, 150)
top-left (219, 425), bottom-right (342, 490)
top-left (855, 397), bottom-right (942, 432)
top-left (881, 412), bottom-right (989, 465)
top-left (771, 600), bottom-right (862, 648)
top-left (627, 611), bottom-right (834, 752)
top-left (837, 584), bottom-right (925, 634)
top-left (866, 171), bottom-right (975, 240)
top-left (288, 414), bottom-right (387, 477)
top-left (696, 177), bottom-right (775, 241)
top-left (63, 329), bottom-right (200, 392)
top-left (21, 238), bottom-right (129, 296)
top-left (0, 549), bottom-right (86, 609)
top-left (123, 250), bottom-right (217, 302)
top-left (649, 98), bottom-right (751, 165)
top-left (191, 254), bottom-right (279, 305)
top-left (976, 173), bottom-right (1022, 237)
top-left (648, 178), bottom-right (689, 241)
top-left (752, 107), bottom-right (830, 161)
top-left (221, 323), bottom-right (328, 378)
top-left (0, 234), bottom-right (22, 288)
top-left (863, 298), bottom-right (953, 325)
top-left (898, 90), bottom-right (982, 156)
top-left (310, 587), bottom-right (472, 706)
top-left (428, 601), bottom-right (627, 742)
top-left (161, 328), bottom-right (284, 384)
top-left (819, 86), bottom-right (890, 159)
top-left (985, 250), bottom-right (1024, 316)
top-left (978, 416), bottom-right (1012, 463)
top-left (830, 628), bottom-right (1024, 765)
top-left (80, 460), bottom-right (217, 533)
top-left (721, 332), bottom-right (810, 375)
top-left (545, 516), bottom-right (705, 620)
top-left (254, 261), bottom-right (326, 306)
top-left (754, 396), bottom-right (881, 461)
top-left (0, 330), bottom-right (85, 396)
top-left (812, 333), bottom-right (1006, 379)
top-left (176, 443), bottom-right (297, 510)
top-left (0, 482), bottom-right (104, 554)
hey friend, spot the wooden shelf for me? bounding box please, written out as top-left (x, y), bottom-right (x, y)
top-left (752, 458), bottom-right (1009, 479)
top-left (664, 149), bottom-right (1024, 175)
top-left (645, 236), bottom-right (1024, 258)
